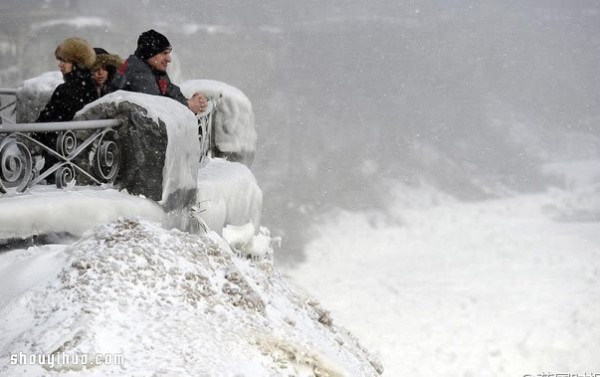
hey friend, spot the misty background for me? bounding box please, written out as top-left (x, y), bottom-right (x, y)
top-left (1, 0), bottom-right (599, 265)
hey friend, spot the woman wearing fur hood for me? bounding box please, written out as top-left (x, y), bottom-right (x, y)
top-left (92, 48), bottom-right (123, 97)
top-left (37, 37), bottom-right (98, 123)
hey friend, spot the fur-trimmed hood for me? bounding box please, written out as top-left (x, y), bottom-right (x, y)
top-left (54, 38), bottom-right (96, 69)
top-left (92, 53), bottom-right (124, 72)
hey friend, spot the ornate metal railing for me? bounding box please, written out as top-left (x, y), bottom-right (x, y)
top-left (0, 119), bottom-right (121, 193)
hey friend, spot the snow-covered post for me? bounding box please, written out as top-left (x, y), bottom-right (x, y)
top-left (75, 91), bottom-right (201, 214)
top-left (181, 80), bottom-right (257, 167)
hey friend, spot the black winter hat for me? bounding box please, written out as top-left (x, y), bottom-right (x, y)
top-left (94, 47), bottom-right (109, 55)
top-left (134, 29), bottom-right (172, 60)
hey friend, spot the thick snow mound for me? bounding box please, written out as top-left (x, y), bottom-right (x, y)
top-left (0, 218), bottom-right (382, 377)
top-left (181, 79), bottom-right (256, 165)
top-left (0, 187), bottom-right (164, 243)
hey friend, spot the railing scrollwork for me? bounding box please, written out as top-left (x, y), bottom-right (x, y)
top-left (0, 119), bottom-right (122, 193)
top-left (0, 135), bottom-right (32, 192)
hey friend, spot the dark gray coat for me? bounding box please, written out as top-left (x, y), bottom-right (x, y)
top-left (108, 54), bottom-right (187, 106)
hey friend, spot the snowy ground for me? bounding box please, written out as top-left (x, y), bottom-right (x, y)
top-left (283, 163), bottom-right (600, 377)
top-left (0, 219), bottom-right (381, 377)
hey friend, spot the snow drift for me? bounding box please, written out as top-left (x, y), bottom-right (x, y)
top-left (0, 218), bottom-right (382, 377)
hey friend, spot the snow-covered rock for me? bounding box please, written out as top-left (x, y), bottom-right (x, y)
top-left (0, 218), bottom-right (382, 377)
top-left (181, 79), bottom-right (256, 166)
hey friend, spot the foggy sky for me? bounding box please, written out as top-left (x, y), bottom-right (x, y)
top-left (1, 0), bottom-right (599, 262)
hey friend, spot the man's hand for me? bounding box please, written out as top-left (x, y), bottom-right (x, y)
top-left (188, 92), bottom-right (208, 114)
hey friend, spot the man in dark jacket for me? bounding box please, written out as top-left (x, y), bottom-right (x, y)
top-left (109, 29), bottom-right (207, 114)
